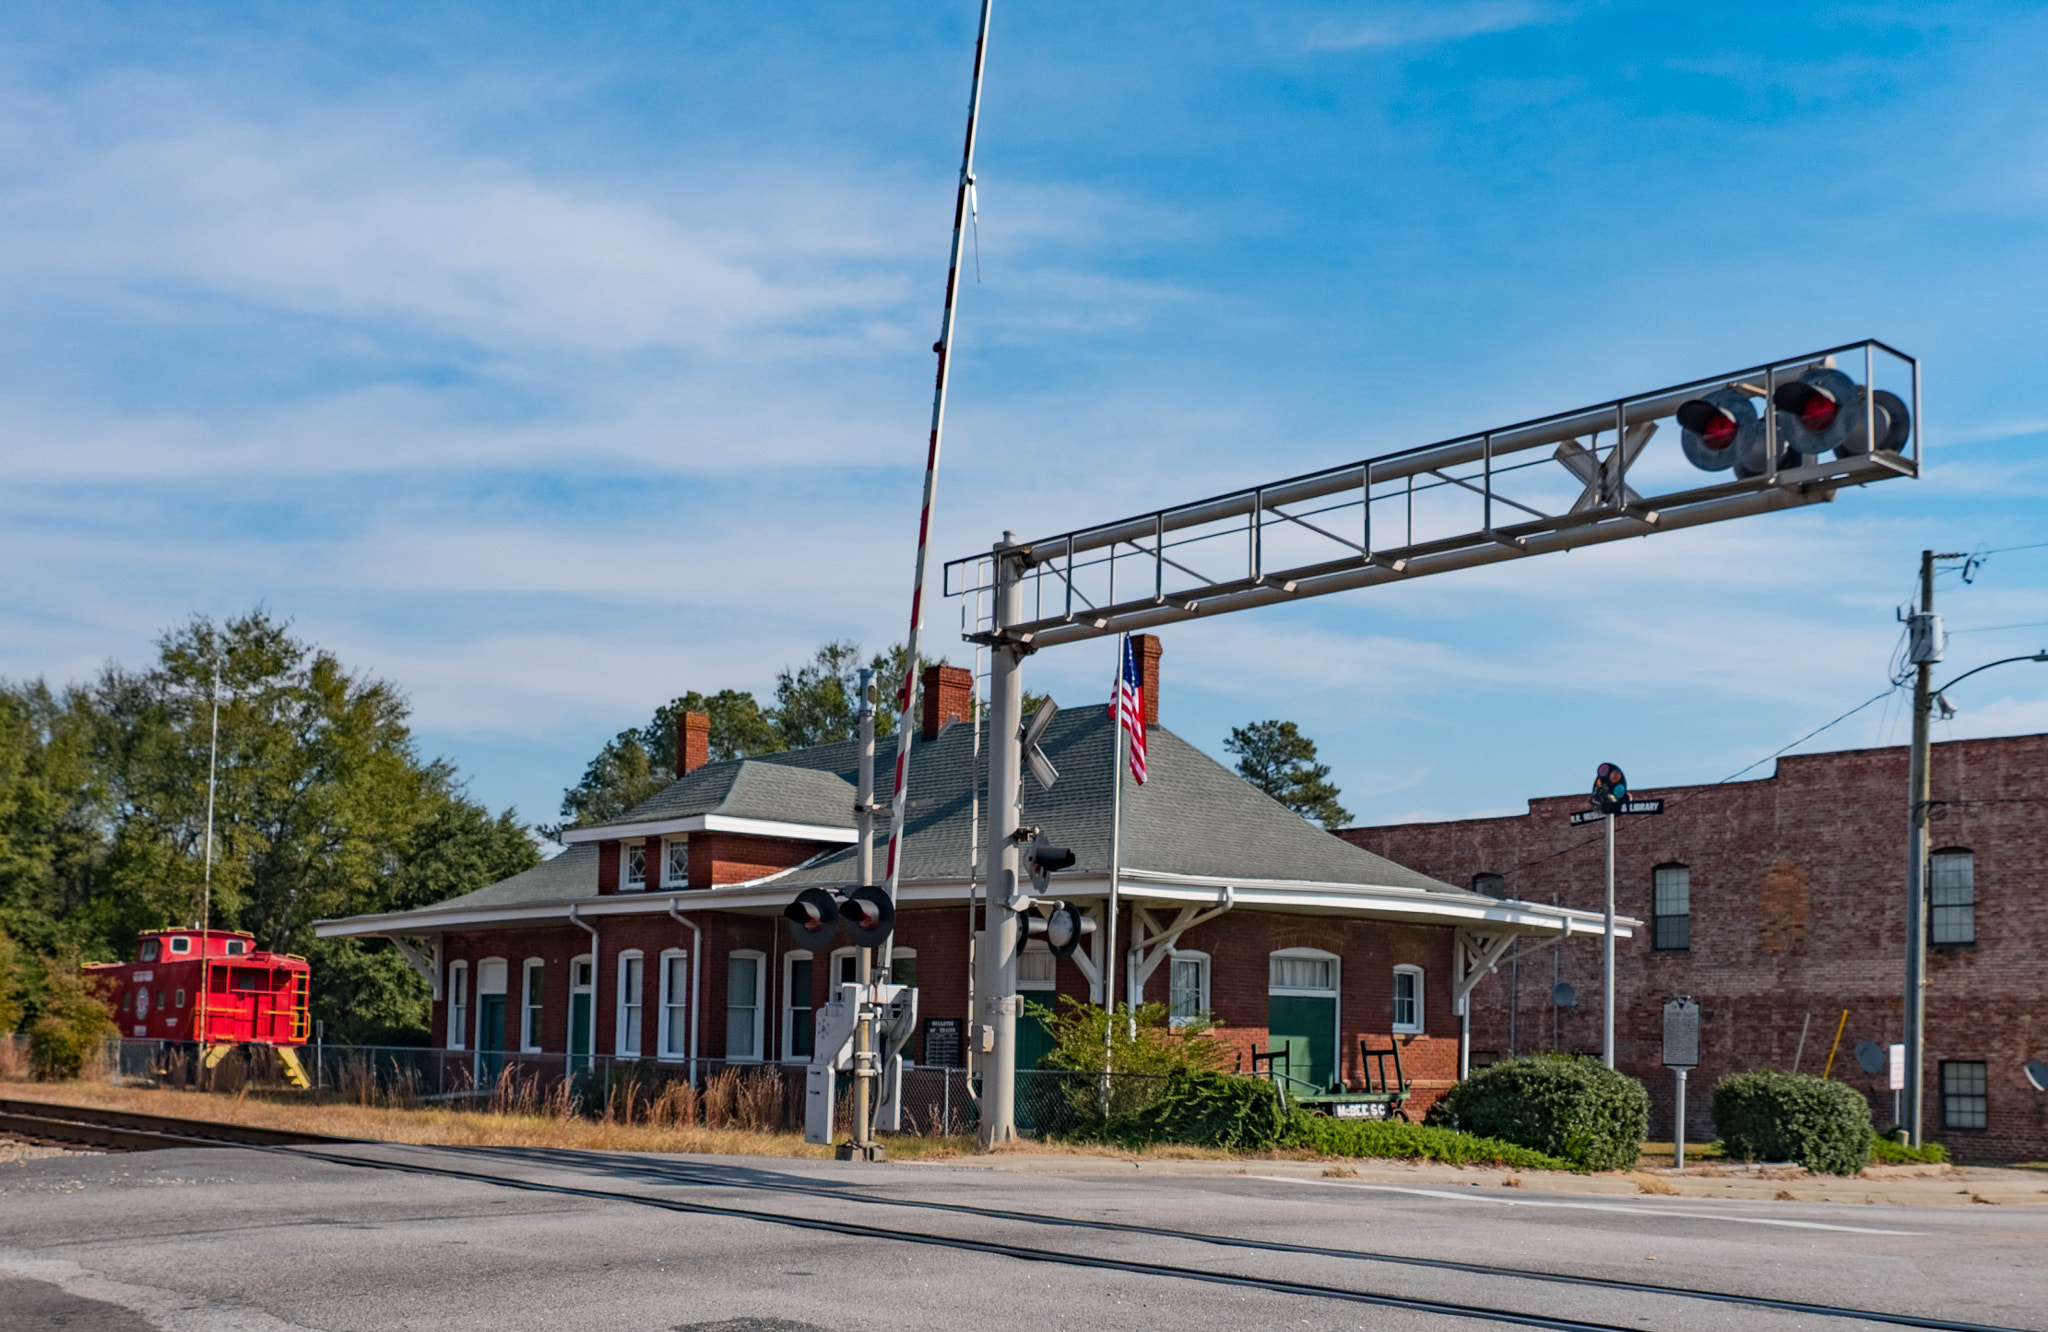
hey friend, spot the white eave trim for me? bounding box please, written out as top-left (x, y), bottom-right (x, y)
top-left (314, 866), bottom-right (1636, 940)
top-left (557, 814), bottom-right (856, 845)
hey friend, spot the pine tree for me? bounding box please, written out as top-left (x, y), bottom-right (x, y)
top-left (1223, 719), bottom-right (1353, 829)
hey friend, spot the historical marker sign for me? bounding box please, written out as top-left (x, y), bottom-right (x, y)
top-left (1662, 997), bottom-right (1700, 1069)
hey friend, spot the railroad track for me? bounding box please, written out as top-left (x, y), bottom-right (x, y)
top-left (0, 1097), bottom-right (355, 1151)
top-left (4, 1100), bottom-right (2023, 1332)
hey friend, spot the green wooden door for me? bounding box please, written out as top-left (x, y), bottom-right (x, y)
top-left (570, 993), bottom-right (591, 1072)
top-left (1268, 995), bottom-right (1336, 1092)
top-left (477, 995), bottom-right (506, 1083)
top-left (1015, 1002), bottom-right (1055, 1070)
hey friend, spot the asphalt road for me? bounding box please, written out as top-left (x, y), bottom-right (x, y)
top-left (2, 1141), bottom-right (2043, 1331)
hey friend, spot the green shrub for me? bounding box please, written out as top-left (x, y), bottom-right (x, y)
top-left (1083, 1072), bottom-right (1572, 1169)
top-left (1867, 1134), bottom-right (1946, 1165)
top-left (1093, 1072), bottom-right (1291, 1151)
top-left (1030, 996), bottom-right (1228, 1077)
top-left (27, 950), bottom-right (116, 1080)
top-left (1284, 1114), bottom-right (1569, 1170)
top-left (1437, 1055), bottom-right (1648, 1171)
top-left (1711, 1071), bottom-right (1872, 1175)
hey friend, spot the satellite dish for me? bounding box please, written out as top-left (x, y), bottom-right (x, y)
top-left (2027, 1060), bottom-right (2048, 1093)
top-left (1855, 1040), bottom-right (1886, 1077)
top-left (1552, 982), bottom-right (1577, 1008)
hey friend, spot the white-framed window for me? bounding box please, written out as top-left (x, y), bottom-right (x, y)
top-left (726, 950), bottom-right (765, 1061)
top-left (1942, 1060), bottom-right (1988, 1130)
top-left (784, 951), bottom-right (816, 1062)
top-left (1018, 942), bottom-right (1057, 991)
top-left (658, 949), bottom-right (689, 1060)
top-left (1653, 864), bottom-right (1691, 951)
top-left (1392, 964), bottom-right (1424, 1034)
top-left (1929, 849), bottom-right (1975, 944)
top-left (521, 959), bottom-right (546, 1052)
top-left (1168, 950), bottom-right (1210, 1026)
top-left (622, 840), bottom-right (648, 891)
top-left (225, 938), bottom-right (248, 955)
top-left (169, 936), bottom-right (192, 954)
top-left (832, 948), bottom-right (858, 987)
top-left (447, 960), bottom-right (469, 1050)
top-left (1269, 950), bottom-right (1338, 994)
top-left (663, 837), bottom-right (690, 888)
top-left (174, 988), bottom-right (187, 1008)
top-left (616, 950), bottom-right (644, 1056)
top-left (889, 947), bottom-right (917, 988)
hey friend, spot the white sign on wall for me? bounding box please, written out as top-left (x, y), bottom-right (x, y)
top-left (1888, 1043), bottom-right (1905, 1092)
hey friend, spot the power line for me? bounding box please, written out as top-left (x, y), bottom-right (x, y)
top-left (1505, 685), bottom-right (1900, 877)
top-left (1948, 619), bottom-right (2048, 635)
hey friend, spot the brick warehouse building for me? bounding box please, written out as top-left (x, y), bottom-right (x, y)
top-left (317, 648), bottom-right (1620, 1123)
top-left (1341, 733), bottom-right (2048, 1162)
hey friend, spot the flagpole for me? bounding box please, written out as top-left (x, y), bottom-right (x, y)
top-left (1104, 636), bottom-right (1123, 1089)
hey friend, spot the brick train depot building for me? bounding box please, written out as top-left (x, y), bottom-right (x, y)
top-left (1343, 732), bottom-right (2048, 1163)
top-left (317, 648), bottom-right (1613, 1123)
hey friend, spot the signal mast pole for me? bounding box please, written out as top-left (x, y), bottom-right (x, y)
top-left (199, 661), bottom-right (221, 1058)
top-left (1903, 549), bottom-right (1952, 1148)
top-left (978, 536), bottom-right (1024, 1148)
top-left (880, 0), bottom-right (995, 973)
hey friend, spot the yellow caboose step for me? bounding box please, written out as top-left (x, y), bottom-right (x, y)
top-left (277, 1046), bottom-right (310, 1089)
top-left (202, 1043), bottom-right (236, 1070)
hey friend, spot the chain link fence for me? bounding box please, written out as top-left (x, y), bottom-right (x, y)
top-left (89, 1039), bottom-right (1176, 1141)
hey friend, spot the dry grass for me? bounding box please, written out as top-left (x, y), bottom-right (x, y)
top-left (2, 1079), bottom-right (852, 1158)
top-left (1630, 1171), bottom-right (1680, 1196)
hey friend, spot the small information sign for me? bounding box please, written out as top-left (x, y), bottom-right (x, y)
top-left (922, 1018), bottom-right (963, 1069)
top-left (1662, 997), bottom-right (1700, 1069)
top-left (1888, 1043), bottom-right (1905, 1092)
top-left (1570, 798), bottom-right (1664, 825)
top-left (1334, 1102), bottom-right (1390, 1120)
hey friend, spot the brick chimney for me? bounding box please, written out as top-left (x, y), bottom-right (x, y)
top-left (677, 711), bottom-right (710, 775)
top-left (1133, 634), bottom-right (1161, 726)
top-left (921, 663), bottom-right (974, 739)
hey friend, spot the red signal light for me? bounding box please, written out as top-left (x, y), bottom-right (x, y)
top-left (1774, 382), bottom-right (1840, 434)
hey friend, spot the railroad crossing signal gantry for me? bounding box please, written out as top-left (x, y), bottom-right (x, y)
top-left (949, 341), bottom-right (1919, 1151)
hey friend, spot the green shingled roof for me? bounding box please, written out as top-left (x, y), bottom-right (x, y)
top-left (350, 710), bottom-right (1464, 917)
top-left (569, 760), bottom-right (856, 833)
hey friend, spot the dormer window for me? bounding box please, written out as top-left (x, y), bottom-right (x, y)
top-left (168, 936), bottom-right (192, 955)
top-left (663, 838), bottom-right (689, 888)
top-left (140, 940), bottom-right (160, 962)
top-left (623, 842), bottom-right (647, 891)
top-left (226, 939), bottom-right (248, 955)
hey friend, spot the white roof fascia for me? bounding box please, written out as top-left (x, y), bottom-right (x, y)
top-left (313, 870), bottom-right (1638, 941)
top-left (557, 814), bottom-right (857, 845)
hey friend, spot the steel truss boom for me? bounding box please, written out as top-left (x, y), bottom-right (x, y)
top-left (946, 340), bottom-right (1919, 649)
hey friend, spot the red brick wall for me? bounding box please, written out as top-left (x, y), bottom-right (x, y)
top-left (428, 903), bottom-right (1465, 1116)
top-left (1341, 732), bottom-right (2048, 1163)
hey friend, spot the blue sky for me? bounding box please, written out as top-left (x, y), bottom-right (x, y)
top-left (5, 1), bottom-right (2047, 834)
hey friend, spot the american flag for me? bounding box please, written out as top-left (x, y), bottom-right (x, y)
top-left (1112, 634), bottom-right (1147, 785)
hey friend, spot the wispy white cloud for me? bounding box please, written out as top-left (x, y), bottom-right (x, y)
top-left (1302, 1), bottom-right (1570, 53)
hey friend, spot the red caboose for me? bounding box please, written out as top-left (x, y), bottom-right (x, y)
top-left (88, 929), bottom-right (310, 1047)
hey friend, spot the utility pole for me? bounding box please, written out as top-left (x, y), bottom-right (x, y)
top-left (977, 535), bottom-right (1025, 1148)
top-left (1903, 549), bottom-right (1957, 1148)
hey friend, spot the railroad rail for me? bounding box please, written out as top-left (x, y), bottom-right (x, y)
top-left (0, 1097), bottom-right (357, 1151)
